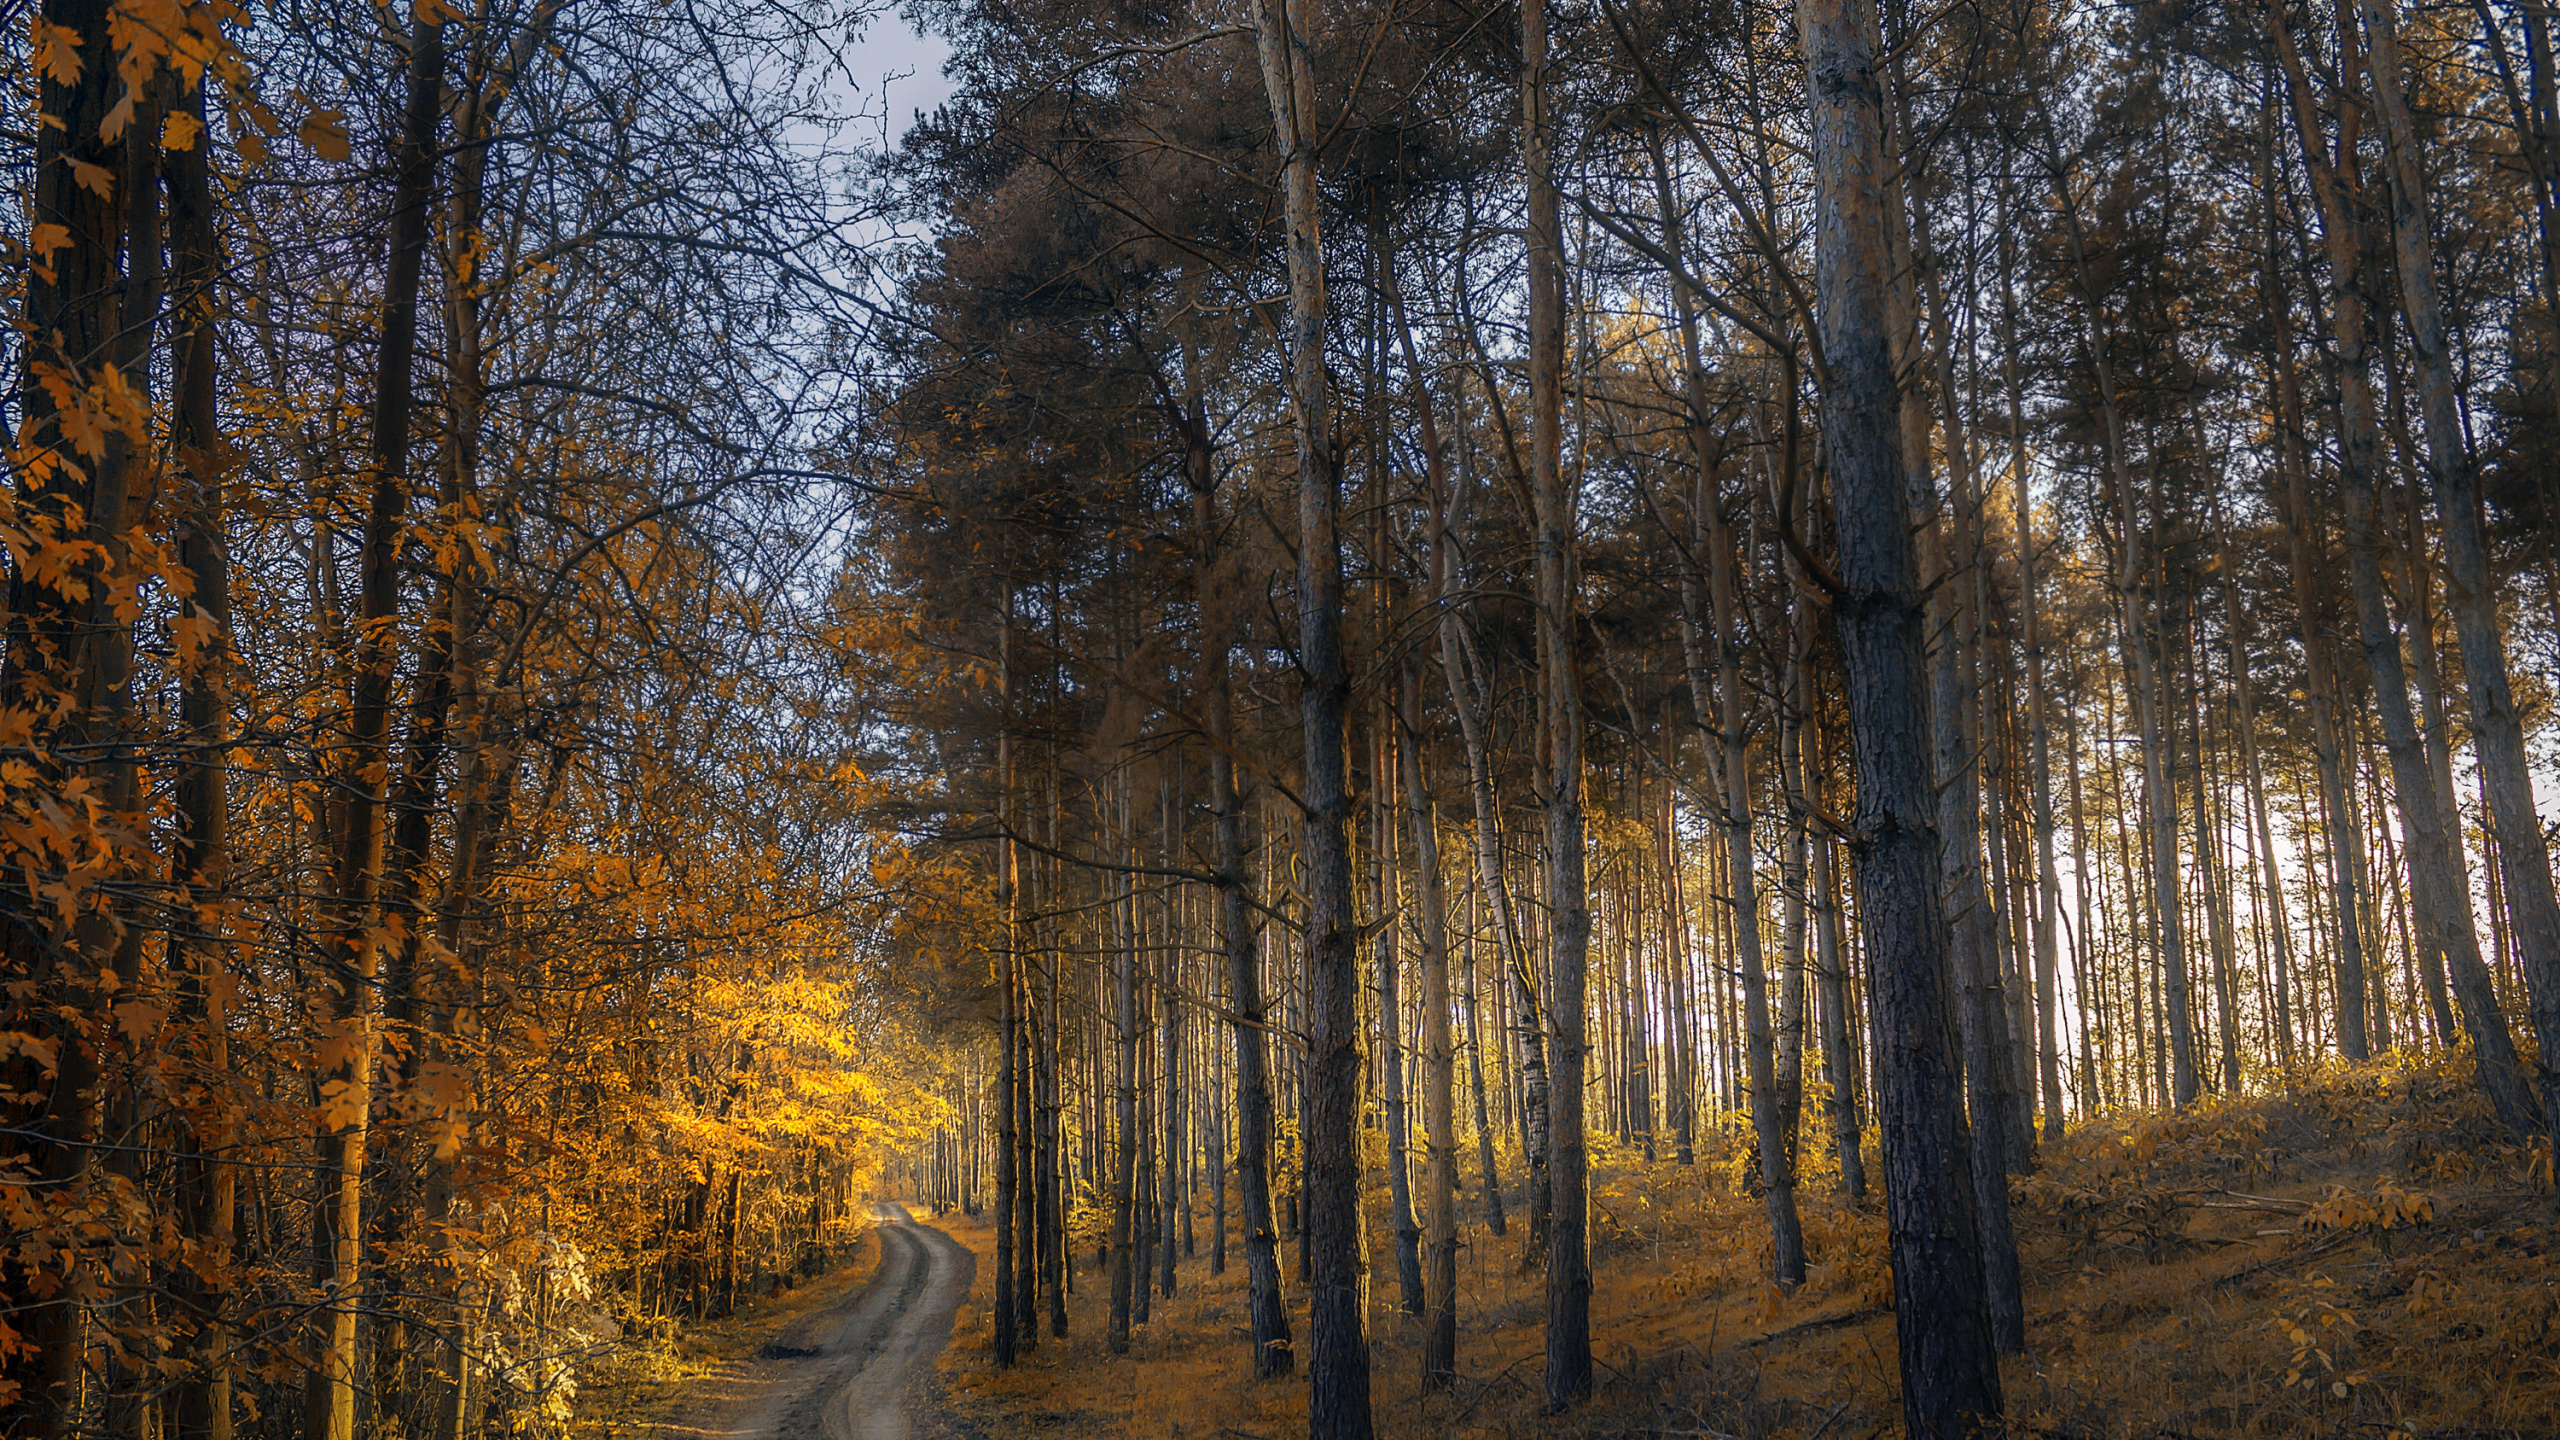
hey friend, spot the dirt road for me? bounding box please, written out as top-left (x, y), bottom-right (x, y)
top-left (662, 1204), bottom-right (975, 1440)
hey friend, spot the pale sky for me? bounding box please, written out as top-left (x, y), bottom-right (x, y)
top-left (853, 11), bottom-right (957, 147)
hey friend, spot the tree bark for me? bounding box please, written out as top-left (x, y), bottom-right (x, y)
top-left (1399, 666), bottom-right (1461, 1388)
top-left (167, 65), bottom-right (237, 1440)
top-left (1372, 713), bottom-right (1424, 1316)
top-left (308, 23), bottom-right (443, 1440)
top-left (1796, 0), bottom-right (2004, 1427)
top-left (1109, 781), bottom-right (1137, 1353)
top-left (1524, 0), bottom-right (1591, 1404)
top-left (1251, 0), bottom-right (1370, 1423)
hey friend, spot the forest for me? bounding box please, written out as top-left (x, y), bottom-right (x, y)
top-left (3, 0), bottom-right (2558, 1434)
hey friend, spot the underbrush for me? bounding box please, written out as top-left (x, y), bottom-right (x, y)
top-left (935, 1052), bottom-right (2560, 1439)
top-left (568, 1225), bottom-right (882, 1438)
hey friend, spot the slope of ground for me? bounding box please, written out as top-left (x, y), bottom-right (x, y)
top-left (930, 1054), bottom-right (2559, 1438)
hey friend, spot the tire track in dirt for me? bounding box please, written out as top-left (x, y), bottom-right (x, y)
top-left (663, 1204), bottom-right (974, 1440)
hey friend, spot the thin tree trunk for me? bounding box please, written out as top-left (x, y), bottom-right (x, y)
top-left (1658, 733), bottom-right (1701, 1169)
top-left (1400, 666), bottom-right (1461, 1389)
top-left (169, 66), bottom-right (236, 1440)
top-left (1910, 185), bottom-right (2024, 1351)
top-left (1372, 712), bottom-right (1424, 1317)
top-left (995, 623), bottom-right (1021, 1364)
top-left (1184, 376), bottom-right (1288, 1372)
top-left (1109, 779), bottom-right (1138, 1353)
top-left (1648, 120), bottom-right (1802, 1283)
top-left (1812, 817), bottom-right (1865, 1199)
top-left (308, 23), bottom-right (443, 1439)
top-left (1438, 275), bottom-right (1549, 1264)
top-left (2226, 544), bottom-right (2299, 1071)
top-left (1251, 0), bottom-right (1370, 1423)
top-left (2264, 22), bottom-right (2385, 1063)
top-left (2186, 614), bottom-right (2245, 1093)
top-left (1158, 768), bottom-right (1183, 1303)
top-left (1777, 612), bottom-right (1813, 1177)
top-left (1999, 195), bottom-right (2067, 1139)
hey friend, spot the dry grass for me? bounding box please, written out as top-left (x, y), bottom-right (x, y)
top-left (572, 1225), bottom-right (885, 1438)
top-left (932, 1055), bottom-right (2560, 1439)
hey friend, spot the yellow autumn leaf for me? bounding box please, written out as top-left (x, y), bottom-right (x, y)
top-left (299, 107), bottom-right (350, 163)
top-left (161, 109), bottom-right (202, 151)
top-left (32, 20), bottom-right (82, 85)
top-left (67, 157), bottom-right (115, 199)
top-left (0, 1030), bottom-right (61, 1070)
top-left (318, 1077), bottom-right (367, 1131)
top-left (111, 999), bottom-right (168, 1045)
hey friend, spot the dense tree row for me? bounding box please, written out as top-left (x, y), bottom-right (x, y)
top-left (3, 1), bottom-right (943, 1436)
top-left (8, 0), bottom-right (2558, 1434)
top-left (864, 0), bottom-right (2560, 1432)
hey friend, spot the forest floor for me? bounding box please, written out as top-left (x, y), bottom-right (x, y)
top-left (575, 1204), bottom-right (975, 1440)
top-left (926, 1055), bottom-right (2560, 1439)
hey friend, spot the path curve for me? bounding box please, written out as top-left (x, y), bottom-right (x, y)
top-left (664, 1203), bottom-right (975, 1440)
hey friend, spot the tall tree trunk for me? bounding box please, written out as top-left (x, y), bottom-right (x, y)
top-left (1648, 119), bottom-right (1802, 1284)
top-left (1812, 816), bottom-right (1865, 1199)
top-left (995, 623), bottom-right (1021, 1365)
top-left (166, 64), bottom-right (237, 1440)
top-left (1160, 900), bottom-right (1184, 1301)
top-left (1464, 900), bottom-right (1508, 1234)
top-left (2263, 25), bottom-right (2379, 1063)
top-left (1187, 382), bottom-right (1280, 1356)
top-left (1524, 0), bottom-right (1591, 1404)
top-left (1041, 932), bottom-right (1068, 1332)
top-left (1440, 616), bottom-right (1544, 1250)
top-left (1710, 506), bottom-right (1806, 1285)
top-left (1440, 259), bottom-right (1548, 1264)
top-left (1796, 0), bottom-right (2004, 1428)
top-left (1251, 0), bottom-right (1369, 1424)
top-left (2227, 569), bottom-right (2297, 1070)
top-left (1387, 284), bottom-right (1511, 1260)
top-left (1909, 170), bottom-right (2024, 1350)
top-left (308, 23), bottom-right (443, 1439)
top-left (1777, 603), bottom-right (1814, 1178)
top-left (6, 1), bottom-right (132, 1425)
top-left (1658, 732), bottom-right (1701, 1169)
top-left (1020, 893), bottom-right (1042, 1336)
